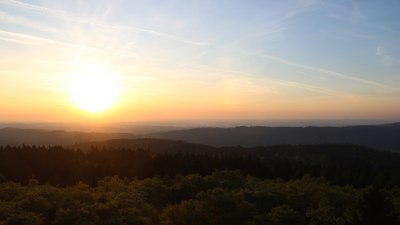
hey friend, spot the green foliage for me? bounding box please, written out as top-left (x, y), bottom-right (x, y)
top-left (0, 171), bottom-right (398, 225)
top-left (1, 144), bottom-right (400, 187)
top-left (354, 188), bottom-right (398, 225)
top-left (267, 205), bottom-right (306, 225)
top-left (160, 188), bottom-right (256, 225)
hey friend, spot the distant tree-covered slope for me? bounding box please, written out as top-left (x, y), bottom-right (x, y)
top-left (146, 124), bottom-right (400, 151)
top-left (2, 123), bottom-right (400, 151)
top-left (76, 138), bottom-right (213, 154)
top-left (2, 141), bottom-right (400, 187)
top-left (80, 138), bottom-right (400, 168)
top-left (0, 127), bottom-right (136, 145)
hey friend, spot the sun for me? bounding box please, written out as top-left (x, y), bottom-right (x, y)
top-left (69, 64), bottom-right (119, 113)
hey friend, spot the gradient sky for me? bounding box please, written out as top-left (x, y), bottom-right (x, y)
top-left (0, 0), bottom-right (400, 122)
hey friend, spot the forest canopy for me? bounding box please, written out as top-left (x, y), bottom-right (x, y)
top-left (1, 143), bottom-right (400, 225)
top-left (0, 171), bottom-right (399, 225)
top-left (1, 144), bottom-right (400, 187)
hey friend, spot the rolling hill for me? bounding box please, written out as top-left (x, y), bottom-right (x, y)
top-left (0, 127), bottom-right (135, 145)
top-left (1, 123), bottom-right (400, 151)
top-left (145, 124), bottom-right (400, 151)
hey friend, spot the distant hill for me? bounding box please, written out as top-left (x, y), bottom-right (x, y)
top-left (145, 124), bottom-right (400, 151)
top-left (0, 127), bottom-right (136, 145)
top-left (2, 123), bottom-right (400, 151)
top-left (380, 122), bottom-right (400, 127)
top-left (76, 138), bottom-right (213, 153)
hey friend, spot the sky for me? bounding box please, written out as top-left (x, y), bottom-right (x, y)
top-left (0, 0), bottom-right (400, 123)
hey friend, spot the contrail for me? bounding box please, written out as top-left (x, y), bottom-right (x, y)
top-left (273, 79), bottom-right (358, 98)
top-left (172, 64), bottom-right (360, 97)
top-left (0, 0), bottom-right (210, 46)
top-left (259, 53), bottom-right (395, 90)
top-left (0, 11), bottom-right (59, 33)
top-left (0, 29), bottom-right (73, 47)
top-left (0, 29), bottom-right (163, 61)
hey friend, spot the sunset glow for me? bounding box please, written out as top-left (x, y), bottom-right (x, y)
top-left (0, 0), bottom-right (399, 123)
top-left (69, 64), bottom-right (119, 113)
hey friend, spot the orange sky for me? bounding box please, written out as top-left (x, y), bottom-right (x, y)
top-left (1, 0), bottom-right (400, 123)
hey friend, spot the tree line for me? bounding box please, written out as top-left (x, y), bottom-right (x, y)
top-left (1, 144), bottom-right (400, 224)
top-left (1, 144), bottom-right (400, 187)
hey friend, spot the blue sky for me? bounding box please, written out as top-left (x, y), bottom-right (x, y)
top-left (0, 0), bottom-right (399, 122)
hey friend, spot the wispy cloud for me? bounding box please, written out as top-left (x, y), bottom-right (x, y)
top-left (0, 0), bottom-right (209, 46)
top-left (0, 83), bottom-right (62, 90)
top-left (375, 46), bottom-right (399, 66)
top-left (0, 10), bottom-right (58, 33)
top-left (273, 79), bottom-right (356, 97)
top-left (0, 29), bottom-right (71, 46)
top-left (376, 47), bottom-right (384, 56)
top-left (325, 1), bottom-right (365, 23)
top-left (172, 63), bottom-right (358, 98)
top-left (258, 53), bottom-right (394, 90)
top-left (0, 29), bottom-right (165, 62)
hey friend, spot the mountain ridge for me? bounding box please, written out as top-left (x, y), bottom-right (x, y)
top-left (145, 124), bottom-right (400, 151)
top-left (0, 127), bottom-right (136, 145)
top-left (1, 123), bottom-right (400, 151)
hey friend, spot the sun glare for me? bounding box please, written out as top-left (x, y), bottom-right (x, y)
top-left (69, 64), bottom-right (119, 113)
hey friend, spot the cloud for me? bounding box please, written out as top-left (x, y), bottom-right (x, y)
top-left (0, 11), bottom-right (59, 33)
top-left (0, 0), bottom-right (66, 16)
top-left (326, 1), bottom-right (365, 23)
top-left (0, 29), bottom-right (158, 61)
top-left (0, 29), bottom-right (71, 46)
top-left (0, 83), bottom-right (62, 90)
top-left (376, 47), bottom-right (384, 56)
top-left (258, 53), bottom-right (394, 90)
top-left (273, 79), bottom-right (356, 97)
top-left (175, 64), bottom-right (357, 98)
top-left (375, 46), bottom-right (399, 66)
top-left (0, 0), bottom-right (209, 46)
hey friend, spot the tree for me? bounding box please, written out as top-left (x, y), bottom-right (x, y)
top-left (267, 205), bottom-right (306, 225)
top-left (355, 188), bottom-right (397, 225)
top-left (160, 188), bottom-right (256, 225)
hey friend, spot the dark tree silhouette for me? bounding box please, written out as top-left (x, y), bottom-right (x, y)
top-left (355, 188), bottom-right (398, 225)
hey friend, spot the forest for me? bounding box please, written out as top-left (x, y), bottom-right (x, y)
top-left (0, 143), bottom-right (400, 224)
